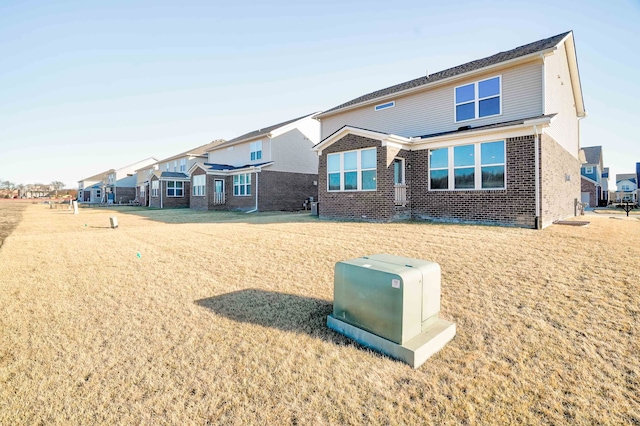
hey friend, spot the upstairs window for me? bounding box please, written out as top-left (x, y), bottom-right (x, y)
top-left (429, 140), bottom-right (505, 190)
top-left (180, 159), bottom-right (187, 172)
top-left (455, 76), bottom-right (501, 122)
top-left (375, 101), bottom-right (395, 111)
top-left (173, 161), bottom-right (178, 172)
top-left (250, 140), bottom-right (262, 161)
top-left (584, 166), bottom-right (594, 174)
top-left (327, 148), bottom-right (377, 192)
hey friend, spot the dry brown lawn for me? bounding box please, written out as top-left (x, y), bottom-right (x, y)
top-left (0, 201), bottom-right (638, 425)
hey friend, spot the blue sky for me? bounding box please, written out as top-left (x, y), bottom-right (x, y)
top-left (1, 0), bottom-right (638, 188)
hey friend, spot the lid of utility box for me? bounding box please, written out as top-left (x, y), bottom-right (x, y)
top-left (338, 256), bottom-right (415, 276)
top-left (363, 254), bottom-right (440, 274)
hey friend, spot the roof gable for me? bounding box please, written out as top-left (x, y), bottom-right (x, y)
top-left (581, 146), bottom-right (602, 165)
top-left (319, 31), bottom-right (573, 117)
top-left (210, 112), bottom-right (319, 151)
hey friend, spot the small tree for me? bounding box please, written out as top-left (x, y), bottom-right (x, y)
top-left (1, 181), bottom-right (16, 198)
top-left (51, 181), bottom-right (64, 198)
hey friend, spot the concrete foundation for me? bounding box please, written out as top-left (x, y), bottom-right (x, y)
top-left (327, 314), bottom-right (456, 369)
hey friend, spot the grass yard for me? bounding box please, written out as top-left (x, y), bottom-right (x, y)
top-left (0, 201), bottom-right (638, 425)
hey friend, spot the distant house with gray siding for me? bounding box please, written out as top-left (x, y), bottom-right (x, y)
top-left (313, 31), bottom-right (586, 228)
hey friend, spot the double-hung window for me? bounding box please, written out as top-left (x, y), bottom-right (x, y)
top-left (327, 148), bottom-right (377, 191)
top-left (151, 180), bottom-right (159, 197)
top-left (429, 141), bottom-right (505, 190)
top-left (250, 141), bottom-right (262, 161)
top-left (180, 159), bottom-right (187, 172)
top-left (455, 76), bottom-right (501, 122)
top-left (167, 181), bottom-right (183, 197)
top-left (139, 185), bottom-right (146, 198)
top-left (233, 174), bottom-right (251, 196)
top-left (192, 175), bottom-right (205, 196)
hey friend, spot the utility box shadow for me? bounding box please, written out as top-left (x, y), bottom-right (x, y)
top-left (195, 289), bottom-right (342, 341)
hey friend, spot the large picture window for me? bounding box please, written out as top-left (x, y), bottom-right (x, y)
top-left (429, 141), bottom-right (505, 190)
top-left (327, 148), bottom-right (377, 192)
top-left (233, 174), bottom-right (251, 196)
top-left (455, 76), bottom-right (501, 122)
top-left (167, 181), bottom-right (184, 197)
top-left (192, 175), bottom-right (205, 196)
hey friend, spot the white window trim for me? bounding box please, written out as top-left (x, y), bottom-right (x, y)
top-left (375, 101), bottom-right (395, 111)
top-left (233, 173), bottom-right (252, 197)
top-left (584, 166), bottom-right (594, 174)
top-left (429, 140), bottom-right (506, 191)
top-left (192, 175), bottom-right (206, 196)
top-left (166, 181), bottom-right (184, 197)
top-left (151, 180), bottom-right (159, 197)
top-left (327, 148), bottom-right (377, 192)
top-left (250, 140), bottom-right (263, 162)
top-left (180, 158), bottom-right (187, 172)
top-left (454, 75), bottom-right (502, 123)
top-left (393, 157), bottom-right (405, 185)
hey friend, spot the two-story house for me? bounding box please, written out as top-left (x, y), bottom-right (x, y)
top-left (615, 168), bottom-right (638, 205)
top-left (78, 169), bottom-right (113, 203)
top-left (189, 113), bottom-right (320, 211)
top-left (312, 31), bottom-right (585, 228)
top-left (580, 146), bottom-right (605, 207)
top-left (104, 157), bottom-right (158, 205)
top-left (145, 140), bottom-right (224, 208)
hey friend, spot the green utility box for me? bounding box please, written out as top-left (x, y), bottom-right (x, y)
top-left (332, 254), bottom-right (441, 344)
top-left (328, 254), bottom-right (456, 368)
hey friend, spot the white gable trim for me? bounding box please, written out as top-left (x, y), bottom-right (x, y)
top-left (313, 126), bottom-right (414, 155)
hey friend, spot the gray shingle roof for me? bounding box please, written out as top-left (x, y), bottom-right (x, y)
top-left (156, 140), bottom-right (226, 164)
top-left (160, 172), bottom-right (189, 179)
top-left (322, 31), bottom-right (571, 115)
top-left (581, 146), bottom-right (602, 165)
top-left (213, 114), bottom-right (314, 149)
top-left (204, 161), bottom-right (272, 171)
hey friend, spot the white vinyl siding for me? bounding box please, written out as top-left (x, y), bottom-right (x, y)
top-left (269, 128), bottom-right (319, 174)
top-left (320, 60), bottom-right (543, 140)
top-left (544, 41), bottom-right (580, 159)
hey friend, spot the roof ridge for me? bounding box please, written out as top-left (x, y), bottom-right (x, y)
top-left (322, 31), bottom-right (571, 114)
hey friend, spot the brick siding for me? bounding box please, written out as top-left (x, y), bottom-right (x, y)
top-left (580, 177), bottom-right (597, 208)
top-left (318, 133), bottom-right (580, 228)
top-left (257, 170), bottom-right (318, 211)
top-left (539, 134), bottom-right (581, 226)
top-left (190, 168), bottom-right (208, 210)
top-left (148, 176), bottom-right (190, 208)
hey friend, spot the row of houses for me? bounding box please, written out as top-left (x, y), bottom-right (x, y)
top-left (580, 146), bottom-right (639, 207)
top-left (79, 30), bottom-right (605, 229)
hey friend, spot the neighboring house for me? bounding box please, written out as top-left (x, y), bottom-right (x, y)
top-left (78, 170), bottom-right (113, 203)
top-left (189, 113), bottom-right (320, 212)
top-left (105, 157), bottom-right (158, 204)
top-left (615, 171), bottom-right (638, 205)
top-left (312, 31), bottom-right (585, 229)
top-left (138, 141), bottom-right (224, 208)
top-left (580, 146), bottom-right (606, 207)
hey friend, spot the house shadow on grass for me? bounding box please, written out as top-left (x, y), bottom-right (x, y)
top-left (195, 289), bottom-right (348, 343)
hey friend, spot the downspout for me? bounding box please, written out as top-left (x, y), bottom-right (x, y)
top-left (534, 125), bottom-right (541, 229)
top-left (246, 168), bottom-right (259, 213)
top-left (160, 180), bottom-right (163, 209)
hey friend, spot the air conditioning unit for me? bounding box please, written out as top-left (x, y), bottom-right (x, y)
top-left (327, 254), bottom-right (456, 368)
